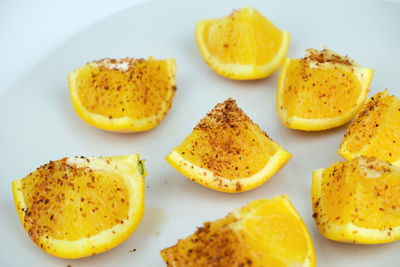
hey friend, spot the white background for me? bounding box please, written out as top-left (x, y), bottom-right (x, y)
top-left (0, 0), bottom-right (152, 96)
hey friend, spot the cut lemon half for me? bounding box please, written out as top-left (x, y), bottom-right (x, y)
top-left (68, 57), bottom-right (176, 132)
top-left (277, 48), bottom-right (374, 131)
top-left (12, 154), bottom-right (146, 258)
top-left (339, 90), bottom-right (400, 167)
top-left (195, 7), bottom-right (290, 80)
top-left (312, 156), bottom-right (400, 244)
top-left (166, 98), bottom-right (291, 193)
top-left (161, 196), bottom-right (315, 266)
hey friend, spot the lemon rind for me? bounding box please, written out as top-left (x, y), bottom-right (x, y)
top-left (336, 148), bottom-right (354, 161)
top-left (68, 58), bottom-right (176, 132)
top-left (12, 154), bottom-right (145, 259)
top-left (166, 147), bottom-right (291, 193)
top-left (312, 168), bottom-right (400, 244)
top-left (277, 58), bottom-right (374, 131)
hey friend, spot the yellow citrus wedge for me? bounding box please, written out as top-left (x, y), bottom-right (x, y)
top-left (68, 57), bottom-right (176, 132)
top-left (312, 156), bottom-right (400, 244)
top-left (195, 7), bottom-right (290, 80)
top-left (166, 98), bottom-right (291, 193)
top-left (339, 90), bottom-right (400, 167)
top-left (277, 48), bottom-right (374, 131)
top-left (161, 196), bottom-right (315, 266)
top-left (12, 154), bottom-right (146, 258)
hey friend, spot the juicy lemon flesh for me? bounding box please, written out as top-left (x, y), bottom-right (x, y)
top-left (241, 198), bottom-right (311, 266)
top-left (176, 122), bottom-right (278, 179)
top-left (202, 7), bottom-right (284, 66)
top-left (314, 157), bottom-right (400, 239)
top-left (161, 196), bottom-right (315, 267)
top-left (18, 159), bottom-right (130, 241)
top-left (340, 91), bottom-right (393, 153)
top-left (281, 59), bottom-right (363, 119)
top-left (74, 58), bottom-right (175, 121)
top-left (339, 90), bottom-right (400, 166)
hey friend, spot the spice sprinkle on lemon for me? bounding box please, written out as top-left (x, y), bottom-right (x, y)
top-left (68, 57), bottom-right (177, 132)
top-left (166, 98), bottom-right (291, 193)
top-left (277, 48), bottom-right (373, 131)
top-left (12, 154), bottom-right (146, 258)
top-left (161, 196), bottom-right (315, 266)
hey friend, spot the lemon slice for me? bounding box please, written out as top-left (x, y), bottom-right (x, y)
top-left (339, 90), bottom-right (400, 167)
top-left (277, 48), bottom-right (374, 131)
top-left (68, 57), bottom-right (176, 132)
top-left (166, 98), bottom-right (291, 193)
top-left (161, 196), bottom-right (315, 266)
top-left (195, 7), bottom-right (290, 80)
top-left (12, 154), bottom-right (146, 258)
top-left (312, 156), bottom-right (400, 244)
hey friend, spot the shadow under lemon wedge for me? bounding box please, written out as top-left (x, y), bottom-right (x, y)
top-left (277, 48), bottom-right (374, 131)
top-left (11, 154), bottom-right (146, 259)
top-left (195, 7), bottom-right (290, 80)
top-left (68, 57), bottom-right (176, 132)
top-left (312, 156), bottom-right (400, 244)
top-left (161, 196), bottom-right (316, 266)
top-left (165, 98), bottom-right (291, 193)
top-left (339, 90), bottom-right (400, 167)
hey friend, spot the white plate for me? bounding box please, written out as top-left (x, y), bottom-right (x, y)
top-left (1, 0), bottom-right (399, 266)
